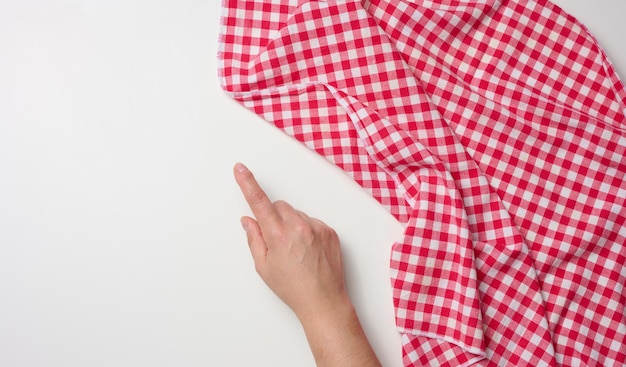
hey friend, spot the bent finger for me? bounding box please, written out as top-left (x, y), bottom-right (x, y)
top-left (240, 216), bottom-right (268, 271)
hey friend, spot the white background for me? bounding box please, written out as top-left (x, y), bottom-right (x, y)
top-left (1, 1), bottom-right (625, 366)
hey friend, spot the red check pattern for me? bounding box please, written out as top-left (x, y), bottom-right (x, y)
top-left (218, 0), bottom-right (626, 365)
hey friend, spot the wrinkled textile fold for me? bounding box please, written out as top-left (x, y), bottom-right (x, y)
top-left (218, 0), bottom-right (626, 365)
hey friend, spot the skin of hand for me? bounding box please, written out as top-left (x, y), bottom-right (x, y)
top-left (233, 163), bottom-right (381, 367)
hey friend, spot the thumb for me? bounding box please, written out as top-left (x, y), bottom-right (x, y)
top-left (240, 216), bottom-right (268, 270)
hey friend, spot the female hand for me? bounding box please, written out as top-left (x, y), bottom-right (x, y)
top-left (233, 162), bottom-right (348, 320)
top-left (233, 163), bottom-right (381, 367)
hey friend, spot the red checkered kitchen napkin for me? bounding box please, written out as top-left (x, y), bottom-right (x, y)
top-left (218, 0), bottom-right (626, 365)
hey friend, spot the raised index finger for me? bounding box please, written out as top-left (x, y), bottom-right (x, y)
top-left (233, 163), bottom-right (279, 226)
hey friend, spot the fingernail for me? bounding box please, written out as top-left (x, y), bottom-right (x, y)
top-left (240, 217), bottom-right (249, 233)
top-left (235, 163), bottom-right (248, 174)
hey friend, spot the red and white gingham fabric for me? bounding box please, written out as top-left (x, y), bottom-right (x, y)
top-left (218, 0), bottom-right (626, 365)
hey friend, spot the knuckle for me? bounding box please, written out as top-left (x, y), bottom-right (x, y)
top-left (273, 199), bottom-right (288, 206)
top-left (247, 189), bottom-right (267, 204)
top-left (316, 222), bottom-right (338, 242)
top-left (327, 227), bottom-right (338, 240)
top-left (273, 200), bottom-right (291, 212)
top-left (294, 221), bottom-right (314, 239)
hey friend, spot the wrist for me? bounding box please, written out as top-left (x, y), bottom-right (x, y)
top-left (296, 291), bottom-right (354, 328)
top-left (296, 293), bottom-right (381, 367)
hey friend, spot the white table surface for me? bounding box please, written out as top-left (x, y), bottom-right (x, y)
top-left (1, 1), bottom-right (624, 366)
